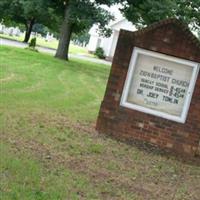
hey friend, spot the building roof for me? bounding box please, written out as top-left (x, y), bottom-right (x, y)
top-left (110, 18), bottom-right (136, 31)
top-left (110, 18), bottom-right (126, 28)
top-left (89, 18), bottom-right (136, 36)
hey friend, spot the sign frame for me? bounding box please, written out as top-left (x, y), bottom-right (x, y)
top-left (120, 47), bottom-right (199, 123)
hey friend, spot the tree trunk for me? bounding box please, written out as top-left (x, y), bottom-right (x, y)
top-left (55, 3), bottom-right (73, 60)
top-left (23, 18), bottom-right (35, 43)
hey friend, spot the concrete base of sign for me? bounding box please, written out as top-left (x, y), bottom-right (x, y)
top-left (96, 19), bottom-right (200, 156)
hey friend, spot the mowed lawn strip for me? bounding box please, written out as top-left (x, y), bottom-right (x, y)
top-left (0, 34), bottom-right (92, 56)
top-left (0, 46), bottom-right (200, 200)
top-left (0, 46), bottom-right (108, 121)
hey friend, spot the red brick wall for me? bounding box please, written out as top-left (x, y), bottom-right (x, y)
top-left (96, 21), bottom-right (200, 156)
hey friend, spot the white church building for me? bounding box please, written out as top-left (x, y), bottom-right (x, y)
top-left (87, 18), bottom-right (136, 60)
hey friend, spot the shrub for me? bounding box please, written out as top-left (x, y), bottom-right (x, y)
top-left (29, 38), bottom-right (37, 48)
top-left (26, 37), bottom-right (38, 52)
top-left (94, 47), bottom-right (105, 59)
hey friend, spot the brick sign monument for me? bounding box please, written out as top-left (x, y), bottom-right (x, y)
top-left (96, 19), bottom-right (200, 156)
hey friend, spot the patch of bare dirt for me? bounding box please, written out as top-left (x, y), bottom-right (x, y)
top-left (26, 112), bottom-right (97, 135)
top-left (0, 133), bottom-right (157, 199)
top-left (1, 112), bottom-right (200, 200)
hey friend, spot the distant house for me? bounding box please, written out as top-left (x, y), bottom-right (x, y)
top-left (87, 19), bottom-right (136, 60)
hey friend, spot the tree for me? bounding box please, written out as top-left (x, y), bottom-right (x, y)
top-left (175, 0), bottom-right (200, 31)
top-left (71, 30), bottom-right (90, 47)
top-left (120, 0), bottom-right (200, 31)
top-left (0, 0), bottom-right (56, 43)
top-left (32, 24), bottom-right (50, 37)
top-left (54, 0), bottom-right (119, 60)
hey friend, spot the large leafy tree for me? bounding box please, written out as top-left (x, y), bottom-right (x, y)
top-left (120, 0), bottom-right (200, 31)
top-left (55, 0), bottom-right (199, 60)
top-left (54, 0), bottom-right (119, 60)
top-left (0, 0), bottom-right (56, 43)
top-left (176, 0), bottom-right (200, 31)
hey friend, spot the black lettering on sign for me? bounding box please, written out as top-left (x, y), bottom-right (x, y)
top-left (163, 95), bottom-right (179, 104)
top-left (140, 83), bottom-right (154, 90)
top-left (147, 92), bottom-right (159, 99)
top-left (141, 78), bottom-right (154, 85)
top-left (156, 82), bottom-right (168, 89)
top-left (155, 87), bottom-right (169, 94)
top-left (171, 79), bottom-right (189, 88)
top-left (140, 70), bottom-right (171, 82)
top-left (153, 66), bottom-right (173, 75)
top-left (169, 86), bottom-right (186, 98)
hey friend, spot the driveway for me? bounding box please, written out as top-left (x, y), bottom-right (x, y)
top-left (0, 38), bottom-right (111, 65)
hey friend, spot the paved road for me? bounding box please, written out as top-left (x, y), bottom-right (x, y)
top-left (0, 38), bottom-right (111, 65)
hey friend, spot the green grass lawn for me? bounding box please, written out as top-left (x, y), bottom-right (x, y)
top-left (0, 33), bottom-right (91, 56)
top-left (0, 46), bottom-right (200, 200)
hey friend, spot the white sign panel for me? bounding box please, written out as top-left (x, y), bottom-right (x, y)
top-left (120, 47), bottom-right (199, 123)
